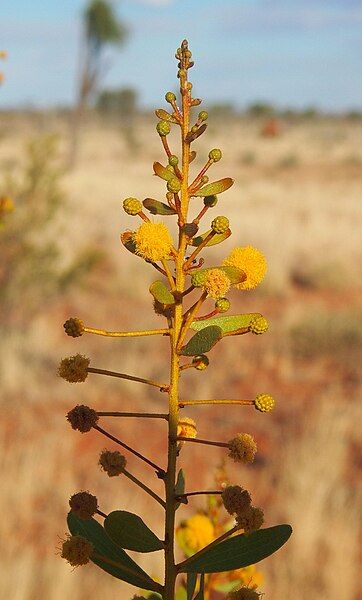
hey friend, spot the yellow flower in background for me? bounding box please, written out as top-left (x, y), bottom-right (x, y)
top-left (223, 246), bottom-right (267, 290)
top-left (177, 417), bottom-right (197, 439)
top-left (133, 221), bottom-right (173, 262)
top-left (177, 514), bottom-right (215, 554)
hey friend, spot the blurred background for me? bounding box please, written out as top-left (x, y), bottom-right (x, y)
top-left (1, 1), bottom-right (361, 599)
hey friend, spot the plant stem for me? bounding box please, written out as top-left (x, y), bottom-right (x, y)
top-left (87, 367), bottom-right (169, 391)
top-left (176, 490), bottom-right (222, 499)
top-left (183, 231), bottom-right (215, 271)
top-left (163, 41), bottom-right (192, 600)
top-left (83, 326), bottom-right (170, 338)
top-left (97, 411), bottom-right (169, 419)
top-left (179, 400), bottom-right (254, 407)
top-left (177, 291), bottom-right (207, 351)
top-left (93, 424), bottom-right (165, 476)
top-left (123, 468), bottom-right (166, 508)
top-left (177, 436), bottom-right (229, 449)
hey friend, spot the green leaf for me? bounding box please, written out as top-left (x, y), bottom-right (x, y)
top-left (186, 124), bottom-right (207, 143)
top-left (155, 109), bottom-right (175, 122)
top-left (120, 231), bottom-right (136, 254)
top-left (175, 468), bottom-right (186, 509)
top-left (187, 573), bottom-right (197, 599)
top-left (67, 513), bottom-right (161, 593)
top-left (104, 510), bottom-right (164, 553)
top-left (149, 281), bottom-right (175, 306)
top-left (193, 178), bottom-right (234, 197)
top-left (192, 266), bottom-right (246, 287)
top-left (189, 151), bottom-right (197, 163)
top-left (153, 161), bottom-right (176, 181)
top-left (191, 229), bottom-right (231, 247)
top-left (180, 326), bottom-right (222, 356)
top-left (191, 313), bottom-right (262, 334)
top-left (143, 198), bottom-right (177, 216)
top-left (179, 524), bottom-right (292, 573)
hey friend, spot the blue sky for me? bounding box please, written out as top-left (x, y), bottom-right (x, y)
top-left (1, 0), bottom-right (362, 110)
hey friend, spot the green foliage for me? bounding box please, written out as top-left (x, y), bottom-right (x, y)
top-left (85, 0), bottom-right (128, 47)
top-left (104, 510), bottom-right (164, 552)
top-left (187, 573), bottom-right (197, 599)
top-left (153, 162), bottom-right (177, 182)
top-left (180, 326), bottom-right (222, 356)
top-left (68, 512), bottom-right (161, 592)
top-left (149, 281), bottom-right (175, 306)
top-left (143, 198), bottom-right (177, 216)
top-left (191, 313), bottom-right (262, 335)
top-left (178, 525), bottom-right (292, 573)
top-left (192, 178), bottom-right (234, 197)
top-left (191, 229), bottom-right (231, 247)
top-left (192, 266), bottom-right (246, 287)
top-left (0, 135), bottom-right (101, 329)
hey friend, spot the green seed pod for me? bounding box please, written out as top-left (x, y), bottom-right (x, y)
top-left (169, 155), bottom-right (179, 166)
top-left (254, 394), bottom-right (275, 413)
top-left (203, 195), bottom-right (218, 207)
top-left (211, 215), bottom-right (229, 234)
top-left (123, 197), bottom-right (142, 216)
top-left (192, 354), bottom-right (210, 370)
top-left (250, 315), bottom-right (269, 335)
top-left (156, 120), bottom-right (171, 136)
top-left (215, 298), bottom-right (230, 313)
top-left (198, 111), bottom-right (208, 121)
top-left (167, 177), bottom-right (181, 193)
top-left (209, 148), bottom-right (222, 162)
top-left (165, 91), bottom-right (176, 103)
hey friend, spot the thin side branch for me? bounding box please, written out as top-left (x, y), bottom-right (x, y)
top-left (87, 367), bottom-right (169, 392)
top-left (97, 411), bottom-right (169, 419)
top-left (123, 468), bottom-right (166, 508)
top-left (179, 400), bottom-right (254, 408)
top-left (177, 436), bottom-right (229, 448)
top-left (83, 326), bottom-right (171, 338)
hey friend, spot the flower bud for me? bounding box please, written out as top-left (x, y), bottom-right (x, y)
top-left (165, 91), bottom-right (176, 103)
top-left (99, 450), bottom-right (127, 477)
top-left (254, 393), bottom-right (275, 413)
top-left (198, 111), bottom-right (208, 121)
top-left (61, 535), bottom-right (94, 567)
top-left (236, 506), bottom-right (264, 534)
top-left (209, 148), bottom-right (222, 162)
top-left (250, 315), bottom-right (269, 335)
top-left (123, 197), bottom-right (142, 216)
top-left (192, 354), bottom-right (209, 370)
top-left (156, 120), bottom-right (171, 136)
top-left (211, 216), bottom-right (229, 234)
top-left (228, 433), bottom-right (257, 464)
top-left (168, 154), bottom-right (179, 166)
top-left (215, 297), bottom-right (230, 313)
top-left (58, 354), bottom-right (90, 383)
top-left (203, 195), bottom-right (218, 207)
top-left (201, 175), bottom-right (209, 184)
top-left (222, 485), bottom-right (251, 515)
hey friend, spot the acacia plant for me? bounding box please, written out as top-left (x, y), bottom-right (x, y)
top-left (59, 40), bottom-right (292, 600)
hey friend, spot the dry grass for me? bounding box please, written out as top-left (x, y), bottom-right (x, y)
top-left (0, 113), bottom-right (361, 600)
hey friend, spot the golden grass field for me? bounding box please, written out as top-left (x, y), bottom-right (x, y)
top-left (0, 113), bottom-right (361, 599)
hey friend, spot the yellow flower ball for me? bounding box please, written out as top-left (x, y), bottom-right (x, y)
top-left (223, 246), bottom-right (267, 290)
top-left (133, 221), bottom-right (173, 262)
top-left (177, 514), bottom-right (214, 553)
top-left (203, 268), bottom-right (231, 299)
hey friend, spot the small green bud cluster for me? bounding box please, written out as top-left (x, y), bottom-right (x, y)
top-left (167, 178), bottom-right (181, 193)
top-left (165, 91), bottom-right (176, 103)
top-left (250, 315), bottom-right (269, 335)
top-left (198, 111), bottom-right (208, 121)
top-left (254, 393), bottom-right (275, 412)
top-left (211, 216), bottom-right (229, 234)
top-left (209, 148), bottom-right (222, 162)
top-left (215, 297), bottom-right (230, 313)
top-left (123, 197), bottom-right (142, 216)
top-left (168, 155), bottom-right (179, 166)
top-left (156, 120), bottom-right (171, 136)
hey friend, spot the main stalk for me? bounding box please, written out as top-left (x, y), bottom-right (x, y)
top-left (164, 41), bottom-right (191, 600)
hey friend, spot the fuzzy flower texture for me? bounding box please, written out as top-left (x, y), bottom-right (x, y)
top-left (223, 246), bottom-right (267, 290)
top-left (133, 221), bottom-right (173, 262)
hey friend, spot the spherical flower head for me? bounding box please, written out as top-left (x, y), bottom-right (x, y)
top-left (67, 405), bottom-right (99, 433)
top-left (156, 120), bottom-right (171, 136)
top-left (123, 197), bottom-right (142, 216)
top-left (177, 417), bottom-right (197, 439)
top-left (63, 317), bottom-right (84, 338)
top-left (215, 297), bottom-right (230, 313)
top-left (179, 514), bottom-right (214, 553)
top-left (236, 506), bottom-right (264, 534)
top-left (99, 450), bottom-right (127, 477)
top-left (211, 216), bottom-right (229, 234)
top-left (69, 491), bottom-right (98, 519)
top-left (192, 354), bottom-right (209, 370)
top-left (203, 268), bottom-right (230, 300)
top-left (61, 534), bottom-right (94, 567)
top-left (199, 111), bottom-right (208, 121)
top-left (203, 195), bottom-right (218, 207)
top-left (228, 433), bottom-right (257, 464)
top-left (227, 588), bottom-right (262, 600)
top-left (133, 221), bottom-right (173, 262)
top-left (222, 485), bottom-right (252, 516)
top-left (209, 148), bottom-right (222, 162)
top-left (167, 177), bottom-right (181, 193)
top-left (58, 354), bottom-right (90, 383)
top-left (223, 246), bottom-right (267, 290)
top-left (169, 154), bottom-right (179, 166)
top-left (250, 315), bottom-right (269, 335)
top-left (254, 393), bottom-right (275, 413)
